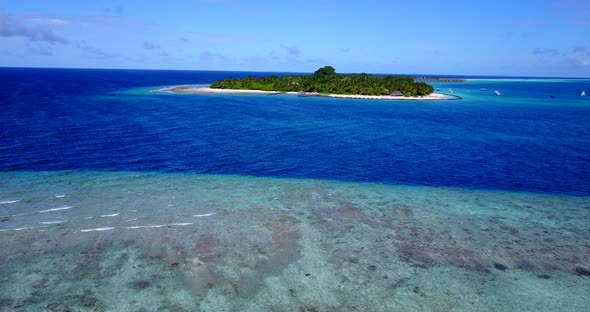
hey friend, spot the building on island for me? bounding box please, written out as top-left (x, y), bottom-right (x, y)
top-left (391, 91), bottom-right (403, 97)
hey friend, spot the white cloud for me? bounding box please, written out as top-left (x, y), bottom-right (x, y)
top-left (282, 45), bottom-right (301, 56)
top-left (143, 41), bottom-right (160, 50)
top-left (0, 14), bottom-right (68, 44)
top-left (532, 48), bottom-right (560, 56)
top-left (75, 40), bottom-right (119, 59)
top-left (25, 18), bottom-right (69, 26)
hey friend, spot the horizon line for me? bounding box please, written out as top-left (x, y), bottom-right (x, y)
top-left (1, 66), bottom-right (589, 80)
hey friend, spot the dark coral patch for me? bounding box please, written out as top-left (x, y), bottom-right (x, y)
top-left (0, 297), bottom-right (14, 308)
top-left (575, 266), bottom-right (590, 277)
top-left (337, 207), bottom-right (365, 220)
top-left (400, 207), bottom-right (415, 217)
top-left (79, 294), bottom-right (99, 308)
top-left (131, 280), bottom-right (151, 289)
top-left (195, 235), bottom-right (220, 262)
top-left (494, 263), bottom-right (508, 271)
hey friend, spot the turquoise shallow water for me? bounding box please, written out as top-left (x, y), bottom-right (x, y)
top-left (1, 171), bottom-right (589, 311)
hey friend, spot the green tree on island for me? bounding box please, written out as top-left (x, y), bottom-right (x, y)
top-left (210, 66), bottom-right (435, 96)
top-left (313, 65), bottom-right (336, 80)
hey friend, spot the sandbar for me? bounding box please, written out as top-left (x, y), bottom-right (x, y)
top-left (161, 85), bottom-right (461, 100)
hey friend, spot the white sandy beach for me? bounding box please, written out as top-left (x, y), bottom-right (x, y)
top-left (164, 85), bottom-right (460, 100)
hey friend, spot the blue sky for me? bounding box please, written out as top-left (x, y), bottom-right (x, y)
top-left (1, 0), bottom-right (589, 77)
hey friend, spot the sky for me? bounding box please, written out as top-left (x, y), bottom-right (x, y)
top-left (0, 0), bottom-right (589, 77)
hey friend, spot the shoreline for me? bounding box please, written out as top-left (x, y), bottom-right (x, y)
top-left (162, 85), bottom-right (461, 101)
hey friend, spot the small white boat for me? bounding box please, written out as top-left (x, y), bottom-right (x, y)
top-left (582, 91), bottom-right (586, 96)
top-left (494, 90), bottom-right (501, 96)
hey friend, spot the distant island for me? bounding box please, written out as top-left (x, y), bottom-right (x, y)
top-left (414, 77), bottom-right (466, 82)
top-left (165, 66), bottom-right (461, 100)
top-left (211, 66), bottom-right (434, 97)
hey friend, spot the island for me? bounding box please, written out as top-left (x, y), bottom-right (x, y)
top-left (166, 66), bottom-right (461, 100)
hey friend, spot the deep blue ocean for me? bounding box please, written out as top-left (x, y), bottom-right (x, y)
top-left (1, 67), bottom-right (589, 195)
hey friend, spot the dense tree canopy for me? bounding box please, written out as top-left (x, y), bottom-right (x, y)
top-left (210, 66), bottom-right (434, 96)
